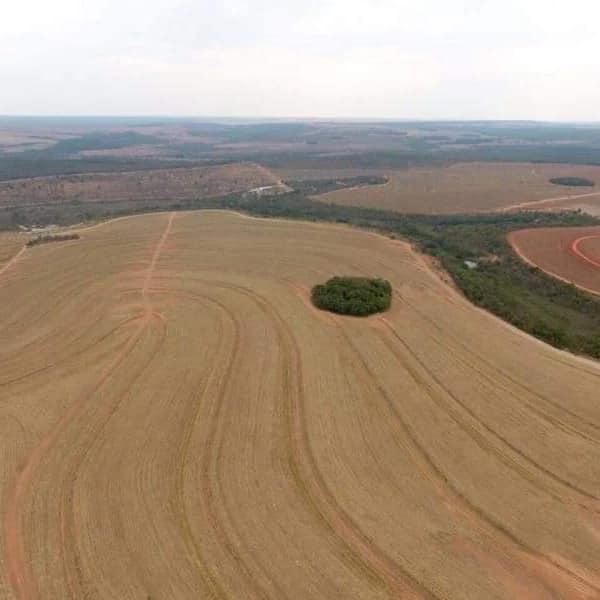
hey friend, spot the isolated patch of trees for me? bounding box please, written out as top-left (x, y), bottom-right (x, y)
top-left (312, 277), bottom-right (392, 316)
top-left (550, 177), bottom-right (595, 187)
top-left (26, 233), bottom-right (80, 247)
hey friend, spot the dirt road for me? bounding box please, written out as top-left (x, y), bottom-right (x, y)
top-left (1, 211), bottom-right (600, 599)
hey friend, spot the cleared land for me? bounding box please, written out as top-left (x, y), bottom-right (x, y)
top-left (509, 226), bottom-right (600, 295)
top-left (509, 193), bottom-right (600, 216)
top-left (318, 162), bottom-right (600, 213)
top-left (1, 211), bottom-right (600, 599)
top-left (0, 162), bottom-right (282, 210)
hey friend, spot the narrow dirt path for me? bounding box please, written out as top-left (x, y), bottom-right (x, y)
top-left (501, 190), bottom-right (600, 212)
top-left (3, 213), bottom-right (174, 600)
top-left (0, 247), bottom-right (26, 280)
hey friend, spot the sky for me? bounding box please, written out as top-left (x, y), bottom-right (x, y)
top-left (1, 0), bottom-right (599, 120)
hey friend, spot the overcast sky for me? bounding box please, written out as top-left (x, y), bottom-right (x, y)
top-left (1, 0), bottom-right (599, 120)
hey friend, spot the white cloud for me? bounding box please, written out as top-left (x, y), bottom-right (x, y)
top-left (1, 0), bottom-right (599, 118)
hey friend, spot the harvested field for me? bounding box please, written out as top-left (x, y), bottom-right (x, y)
top-left (508, 193), bottom-right (600, 216)
top-left (509, 226), bottom-right (600, 295)
top-left (1, 211), bottom-right (600, 599)
top-left (0, 232), bottom-right (29, 270)
top-left (0, 162), bottom-right (281, 209)
top-left (319, 162), bottom-right (600, 213)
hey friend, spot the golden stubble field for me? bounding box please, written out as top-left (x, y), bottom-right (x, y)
top-left (1, 211), bottom-right (600, 599)
top-left (317, 162), bottom-right (600, 213)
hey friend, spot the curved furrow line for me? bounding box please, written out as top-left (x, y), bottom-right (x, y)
top-left (3, 213), bottom-right (175, 600)
top-left (170, 294), bottom-right (239, 600)
top-left (570, 235), bottom-right (600, 270)
top-left (0, 270), bottom-right (105, 338)
top-left (544, 351), bottom-right (600, 381)
top-left (376, 323), bottom-right (570, 507)
top-left (319, 259), bottom-right (600, 499)
top-left (314, 258), bottom-right (600, 500)
top-left (58, 311), bottom-right (168, 599)
top-left (148, 287), bottom-right (291, 598)
top-left (162, 288), bottom-right (297, 599)
top-left (372, 321), bottom-right (600, 595)
top-left (204, 280), bottom-right (436, 600)
top-left (398, 293), bottom-right (600, 437)
top-left (0, 316), bottom-right (141, 389)
top-left (4, 312), bottom-right (153, 600)
top-left (403, 312), bottom-right (600, 449)
top-left (0, 278), bottom-right (129, 357)
top-left (207, 293), bottom-right (297, 600)
top-left (379, 320), bottom-right (600, 504)
top-left (332, 328), bottom-right (561, 591)
top-left (169, 290), bottom-right (264, 599)
top-left (0, 234), bottom-right (147, 347)
top-left (413, 322), bottom-right (600, 448)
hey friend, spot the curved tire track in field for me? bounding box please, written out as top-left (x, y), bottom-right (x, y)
top-left (0, 316), bottom-right (142, 390)
top-left (152, 287), bottom-right (293, 600)
top-left (330, 261), bottom-right (600, 502)
top-left (171, 290), bottom-right (271, 599)
top-left (287, 256), bottom-right (600, 595)
top-left (380, 317), bottom-right (600, 505)
top-left (58, 311), bottom-right (168, 599)
top-left (570, 234), bottom-right (600, 270)
top-left (205, 280), bottom-right (435, 600)
top-left (170, 292), bottom-right (243, 600)
top-left (341, 323), bottom-right (597, 596)
top-left (3, 211), bottom-right (600, 598)
top-left (400, 292), bottom-right (600, 443)
top-left (375, 318), bottom-right (600, 595)
top-left (3, 213), bottom-right (174, 600)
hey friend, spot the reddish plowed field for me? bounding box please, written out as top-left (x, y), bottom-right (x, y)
top-left (509, 226), bottom-right (600, 295)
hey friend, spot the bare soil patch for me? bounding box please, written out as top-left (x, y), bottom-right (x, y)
top-left (509, 226), bottom-right (600, 295)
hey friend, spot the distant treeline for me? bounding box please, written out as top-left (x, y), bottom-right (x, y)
top-left (0, 157), bottom-right (198, 182)
top-left (26, 233), bottom-right (80, 247)
top-left (287, 176), bottom-right (387, 195)
top-left (41, 131), bottom-right (163, 156)
top-left (550, 177), bottom-right (595, 187)
top-left (4, 172), bottom-right (600, 359)
top-left (205, 192), bottom-right (600, 359)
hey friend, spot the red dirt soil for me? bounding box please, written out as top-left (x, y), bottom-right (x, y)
top-left (508, 227), bottom-right (600, 296)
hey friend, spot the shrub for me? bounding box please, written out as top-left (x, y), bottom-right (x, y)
top-left (26, 233), bottom-right (80, 247)
top-left (311, 276), bottom-right (392, 316)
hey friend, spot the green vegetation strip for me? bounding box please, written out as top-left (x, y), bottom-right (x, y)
top-left (6, 175), bottom-right (600, 360)
top-left (229, 193), bottom-right (600, 358)
top-left (26, 233), bottom-right (80, 247)
top-left (312, 277), bottom-right (392, 316)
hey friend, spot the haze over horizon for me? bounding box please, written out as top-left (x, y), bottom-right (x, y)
top-left (2, 0), bottom-right (599, 121)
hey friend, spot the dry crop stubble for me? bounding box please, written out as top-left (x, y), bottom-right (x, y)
top-left (317, 162), bottom-right (600, 214)
top-left (0, 211), bottom-right (600, 599)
